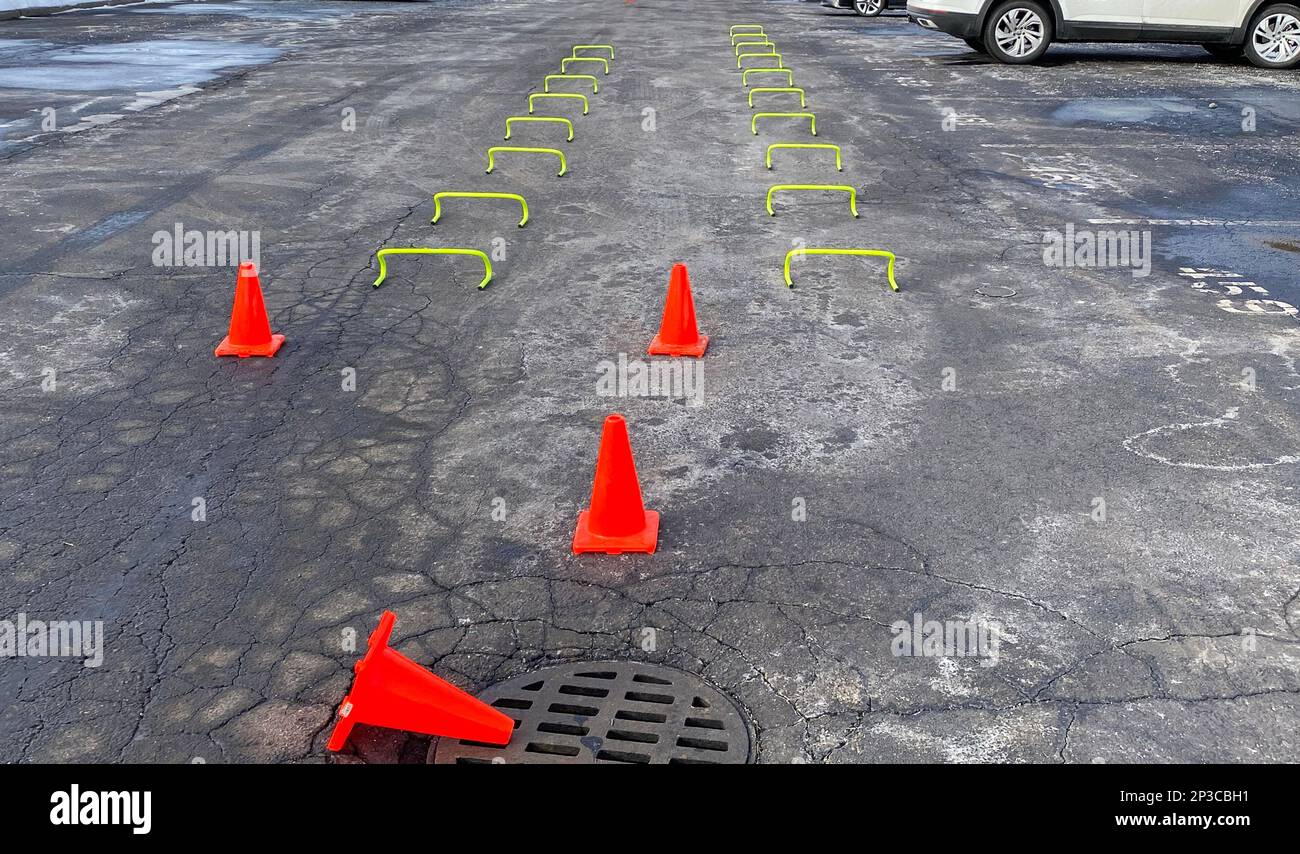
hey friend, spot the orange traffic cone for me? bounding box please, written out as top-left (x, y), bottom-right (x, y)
top-left (327, 611), bottom-right (513, 751)
top-left (215, 261), bottom-right (285, 358)
top-left (648, 263), bottom-right (708, 357)
top-left (572, 414), bottom-right (660, 554)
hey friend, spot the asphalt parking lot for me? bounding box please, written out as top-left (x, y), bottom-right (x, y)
top-left (1, 0), bottom-right (1298, 763)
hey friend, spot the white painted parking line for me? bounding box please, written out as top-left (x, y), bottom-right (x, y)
top-left (1178, 267), bottom-right (1298, 316)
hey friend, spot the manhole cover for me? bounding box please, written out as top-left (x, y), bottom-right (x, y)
top-left (431, 661), bottom-right (752, 764)
top-left (976, 284), bottom-right (1017, 298)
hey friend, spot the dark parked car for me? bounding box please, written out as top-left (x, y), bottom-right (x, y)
top-left (822, 0), bottom-right (909, 17)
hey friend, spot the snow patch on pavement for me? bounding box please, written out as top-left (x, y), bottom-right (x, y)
top-left (0, 39), bottom-right (282, 91)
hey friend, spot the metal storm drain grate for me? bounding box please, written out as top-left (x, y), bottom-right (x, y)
top-left (431, 661), bottom-right (752, 764)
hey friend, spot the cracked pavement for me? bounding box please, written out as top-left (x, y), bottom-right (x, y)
top-left (0, 0), bottom-right (1298, 764)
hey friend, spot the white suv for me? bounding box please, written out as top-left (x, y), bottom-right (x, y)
top-left (907, 1), bottom-right (1300, 67)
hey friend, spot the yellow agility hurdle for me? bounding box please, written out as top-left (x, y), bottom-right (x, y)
top-left (783, 248), bottom-right (899, 292)
top-left (742, 67), bottom-right (794, 87)
top-left (729, 24), bottom-right (765, 37)
top-left (766, 184), bottom-right (858, 217)
top-left (486, 146), bottom-right (568, 177)
top-left (528, 92), bottom-right (589, 115)
top-left (505, 115), bottom-right (574, 142)
top-left (372, 248), bottom-right (493, 290)
top-left (752, 111), bottom-right (816, 135)
top-left (431, 192), bottom-right (530, 228)
top-left (544, 73), bottom-right (598, 94)
top-left (738, 51), bottom-right (783, 70)
top-left (734, 38), bottom-right (772, 55)
top-left (571, 44), bottom-right (614, 60)
top-left (561, 56), bottom-right (609, 75)
top-left (766, 143), bottom-right (842, 171)
top-left (749, 86), bottom-right (805, 108)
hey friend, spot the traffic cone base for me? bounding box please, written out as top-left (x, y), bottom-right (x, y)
top-left (327, 611), bottom-right (514, 751)
top-left (215, 333), bottom-right (285, 358)
top-left (573, 508), bottom-right (659, 554)
top-left (648, 332), bottom-right (708, 358)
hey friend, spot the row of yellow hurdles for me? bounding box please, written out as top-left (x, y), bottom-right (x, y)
top-left (729, 24), bottom-right (900, 291)
top-left (370, 44), bottom-right (616, 290)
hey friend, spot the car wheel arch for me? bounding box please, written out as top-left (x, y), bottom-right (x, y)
top-left (977, 0), bottom-right (1064, 35)
top-left (1236, 0), bottom-right (1293, 43)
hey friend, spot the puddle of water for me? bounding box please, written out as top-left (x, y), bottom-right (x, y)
top-left (1144, 180), bottom-right (1300, 227)
top-left (0, 39), bottom-right (51, 59)
top-left (1055, 92), bottom-right (1300, 130)
top-left (847, 25), bottom-right (938, 37)
top-left (1158, 230), bottom-right (1300, 307)
top-left (1116, 175), bottom-right (1300, 306)
top-left (0, 39), bottom-right (281, 91)
top-left (134, 1), bottom-right (351, 21)
top-left (1054, 98), bottom-right (1199, 124)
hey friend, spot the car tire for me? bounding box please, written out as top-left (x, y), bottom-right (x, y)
top-left (854, 0), bottom-right (885, 16)
top-left (982, 1), bottom-right (1053, 65)
top-left (963, 37), bottom-right (988, 53)
top-left (1243, 4), bottom-right (1300, 69)
top-left (1202, 43), bottom-right (1243, 61)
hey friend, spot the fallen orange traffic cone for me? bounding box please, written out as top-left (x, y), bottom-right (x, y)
top-left (215, 261), bottom-right (285, 358)
top-left (572, 414), bottom-right (660, 554)
top-left (327, 610), bottom-right (513, 751)
top-left (648, 263), bottom-right (708, 357)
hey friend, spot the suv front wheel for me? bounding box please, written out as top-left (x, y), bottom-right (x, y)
top-left (983, 1), bottom-right (1053, 64)
top-left (854, 0), bottom-right (886, 16)
top-left (1244, 4), bottom-right (1300, 69)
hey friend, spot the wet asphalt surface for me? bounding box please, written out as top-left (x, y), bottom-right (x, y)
top-left (1, 0), bottom-right (1298, 763)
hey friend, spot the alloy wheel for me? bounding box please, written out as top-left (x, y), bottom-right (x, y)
top-left (1253, 13), bottom-right (1300, 64)
top-left (994, 8), bottom-right (1045, 58)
